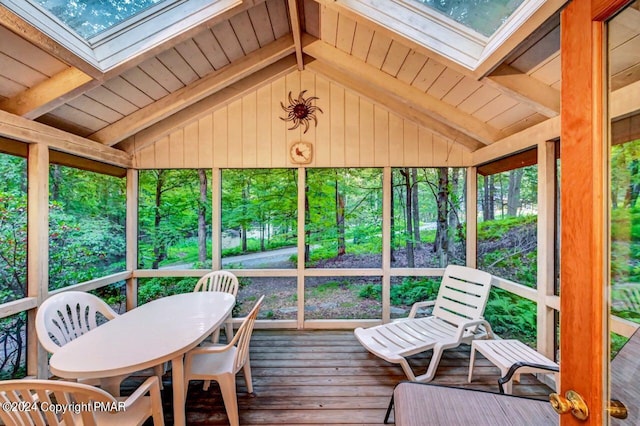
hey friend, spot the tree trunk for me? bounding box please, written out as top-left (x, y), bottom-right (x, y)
top-left (49, 165), bottom-right (62, 202)
top-left (434, 167), bottom-right (449, 267)
top-left (402, 168), bottom-right (414, 267)
top-left (152, 170), bottom-right (166, 269)
top-left (507, 168), bottom-right (524, 216)
top-left (197, 169), bottom-right (208, 264)
top-left (482, 175), bottom-right (495, 221)
top-left (411, 168), bottom-right (421, 244)
top-left (336, 177), bottom-right (346, 256)
top-left (448, 169), bottom-right (460, 261)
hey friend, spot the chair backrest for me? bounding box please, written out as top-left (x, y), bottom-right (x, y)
top-left (35, 291), bottom-right (119, 354)
top-left (0, 379), bottom-right (115, 426)
top-left (193, 270), bottom-right (239, 296)
top-left (431, 265), bottom-right (493, 328)
top-left (228, 296), bottom-right (264, 374)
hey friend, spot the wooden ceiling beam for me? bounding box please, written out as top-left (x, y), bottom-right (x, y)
top-left (0, 67), bottom-right (97, 119)
top-left (0, 109), bottom-right (131, 167)
top-left (123, 55), bottom-right (298, 154)
top-left (288, 0), bottom-right (305, 70)
top-left (483, 64), bottom-right (560, 118)
top-left (306, 59), bottom-right (483, 151)
top-left (90, 35), bottom-right (296, 146)
top-left (304, 36), bottom-right (503, 146)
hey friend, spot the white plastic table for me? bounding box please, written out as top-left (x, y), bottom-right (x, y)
top-left (49, 291), bottom-right (235, 426)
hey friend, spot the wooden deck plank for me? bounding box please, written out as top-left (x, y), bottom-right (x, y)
top-left (125, 330), bottom-right (553, 425)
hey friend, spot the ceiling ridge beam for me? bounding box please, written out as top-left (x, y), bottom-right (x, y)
top-left (483, 63), bottom-right (560, 118)
top-left (0, 109), bottom-right (131, 167)
top-left (303, 36), bottom-right (503, 145)
top-left (90, 34), bottom-right (296, 147)
top-left (0, 67), bottom-right (97, 119)
top-left (124, 55), bottom-right (298, 154)
top-left (288, 0), bottom-right (304, 70)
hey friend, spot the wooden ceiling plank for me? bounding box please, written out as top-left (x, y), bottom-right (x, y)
top-left (91, 35), bottom-right (296, 146)
top-left (306, 59), bottom-right (482, 151)
top-left (395, 50), bottom-right (428, 85)
top-left (230, 11), bottom-right (261, 54)
top-left (287, 0), bottom-right (305, 70)
top-left (102, 76), bottom-right (154, 109)
top-left (267, 0), bottom-right (292, 39)
top-left (0, 67), bottom-right (95, 119)
top-left (212, 21), bottom-right (246, 62)
top-left (303, 37), bottom-right (502, 145)
top-left (483, 63), bottom-right (560, 117)
top-left (174, 39), bottom-right (215, 78)
top-left (248, 2), bottom-right (277, 47)
top-left (126, 55), bottom-right (298, 153)
top-left (192, 29), bottom-right (231, 71)
top-left (335, 13), bottom-right (357, 53)
top-left (381, 41), bottom-right (411, 78)
top-left (0, 26), bottom-right (67, 77)
top-left (157, 48), bottom-right (200, 86)
top-left (0, 109), bottom-right (131, 167)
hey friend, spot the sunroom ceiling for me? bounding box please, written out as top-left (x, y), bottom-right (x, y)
top-left (6, 0), bottom-right (635, 162)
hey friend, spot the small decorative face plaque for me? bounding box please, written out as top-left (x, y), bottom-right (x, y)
top-left (289, 141), bottom-right (313, 164)
top-left (280, 90), bottom-right (323, 133)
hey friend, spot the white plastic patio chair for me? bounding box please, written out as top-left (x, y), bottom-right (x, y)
top-left (35, 291), bottom-right (165, 395)
top-left (0, 376), bottom-right (164, 426)
top-left (184, 295), bottom-right (264, 426)
top-left (193, 270), bottom-right (239, 342)
top-left (354, 265), bottom-right (494, 382)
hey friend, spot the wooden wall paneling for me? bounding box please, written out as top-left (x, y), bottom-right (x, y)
top-left (314, 73), bottom-right (331, 165)
top-left (121, 67), bottom-right (169, 100)
top-left (242, 91), bottom-right (258, 167)
top-left (330, 82), bottom-right (345, 166)
top-left (271, 74), bottom-right (287, 167)
top-left (373, 105), bottom-right (388, 166)
top-left (472, 95), bottom-right (519, 123)
top-left (212, 21), bottom-right (245, 63)
top-left (198, 114), bottom-right (213, 168)
top-left (411, 59), bottom-right (446, 93)
top-left (256, 85), bottom-right (272, 167)
top-left (320, 5), bottom-right (339, 46)
top-left (86, 86), bottom-right (138, 116)
top-left (192, 29), bottom-right (230, 71)
top-left (227, 99), bottom-right (243, 167)
top-left (381, 41), bottom-right (411, 77)
top-left (230, 12), bottom-right (261, 54)
top-left (418, 127), bottom-right (433, 165)
top-left (432, 135), bottom-right (449, 164)
top-left (174, 39), bottom-right (214, 78)
top-left (344, 90), bottom-right (360, 166)
top-left (157, 49), bottom-right (199, 86)
top-left (388, 113), bottom-right (404, 165)
top-left (359, 97), bottom-right (374, 165)
top-left (248, 2), bottom-right (277, 47)
top-left (135, 142), bottom-right (156, 168)
top-left (300, 70), bottom-right (317, 163)
top-left (402, 120), bottom-right (418, 166)
top-left (102, 77), bottom-right (154, 109)
top-left (138, 58), bottom-right (184, 92)
top-left (350, 23), bottom-right (374, 62)
top-left (336, 14), bottom-right (357, 53)
top-left (426, 67), bottom-right (464, 100)
top-left (213, 108), bottom-right (229, 167)
top-left (285, 72), bottom-right (302, 164)
top-left (183, 121), bottom-right (199, 168)
top-left (396, 50), bottom-right (428, 85)
top-left (168, 129), bottom-right (185, 168)
top-left (366, 32), bottom-right (392, 70)
top-left (267, 0), bottom-right (290, 39)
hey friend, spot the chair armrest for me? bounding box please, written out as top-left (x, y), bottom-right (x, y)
top-left (408, 301), bottom-right (436, 318)
top-left (498, 362), bottom-right (560, 394)
top-left (122, 376), bottom-right (161, 410)
top-left (454, 319), bottom-right (495, 341)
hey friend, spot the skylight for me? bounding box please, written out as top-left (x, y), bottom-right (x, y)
top-left (411, 0), bottom-right (526, 37)
top-left (2, 0), bottom-right (241, 72)
top-left (32, 0), bottom-right (167, 40)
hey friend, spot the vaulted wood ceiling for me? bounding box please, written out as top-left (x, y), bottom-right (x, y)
top-left (0, 0), bottom-right (639, 163)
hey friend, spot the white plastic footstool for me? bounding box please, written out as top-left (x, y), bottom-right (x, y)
top-left (468, 339), bottom-right (558, 394)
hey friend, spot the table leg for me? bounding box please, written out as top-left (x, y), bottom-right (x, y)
top-left (468, 345), bottom-right (477, 383)
top-left (172, 355), bottom-right (186, 426)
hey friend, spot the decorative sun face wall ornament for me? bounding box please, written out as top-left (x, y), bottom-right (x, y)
top-left (280, 90), bottom-right (323, 133)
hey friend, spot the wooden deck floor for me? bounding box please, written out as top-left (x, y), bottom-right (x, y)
top-left (129, 329), bottom-right (553, 425)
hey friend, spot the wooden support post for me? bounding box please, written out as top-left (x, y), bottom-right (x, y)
top-left (126, 168), bottom-right (138, 311)
top-left (297, 167), bottom-right (306, 329)
top-left (382, 167), bottom-right (391, 323)
top-left (466, 167), bottom-right (477, 269)
top-left (212, 168), bottom-right (222, 271)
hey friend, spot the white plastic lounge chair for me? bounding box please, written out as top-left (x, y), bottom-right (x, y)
top-left (194, 270), bottom-right (239, 342)
top-left (354, 265), bottom-right (494, 382)
top-left (0, 376), bottom-right (164, 425)
top-left (184, 295), bottom-right (264, 426)
top-left (35, 291), bottom-right (164, 395)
